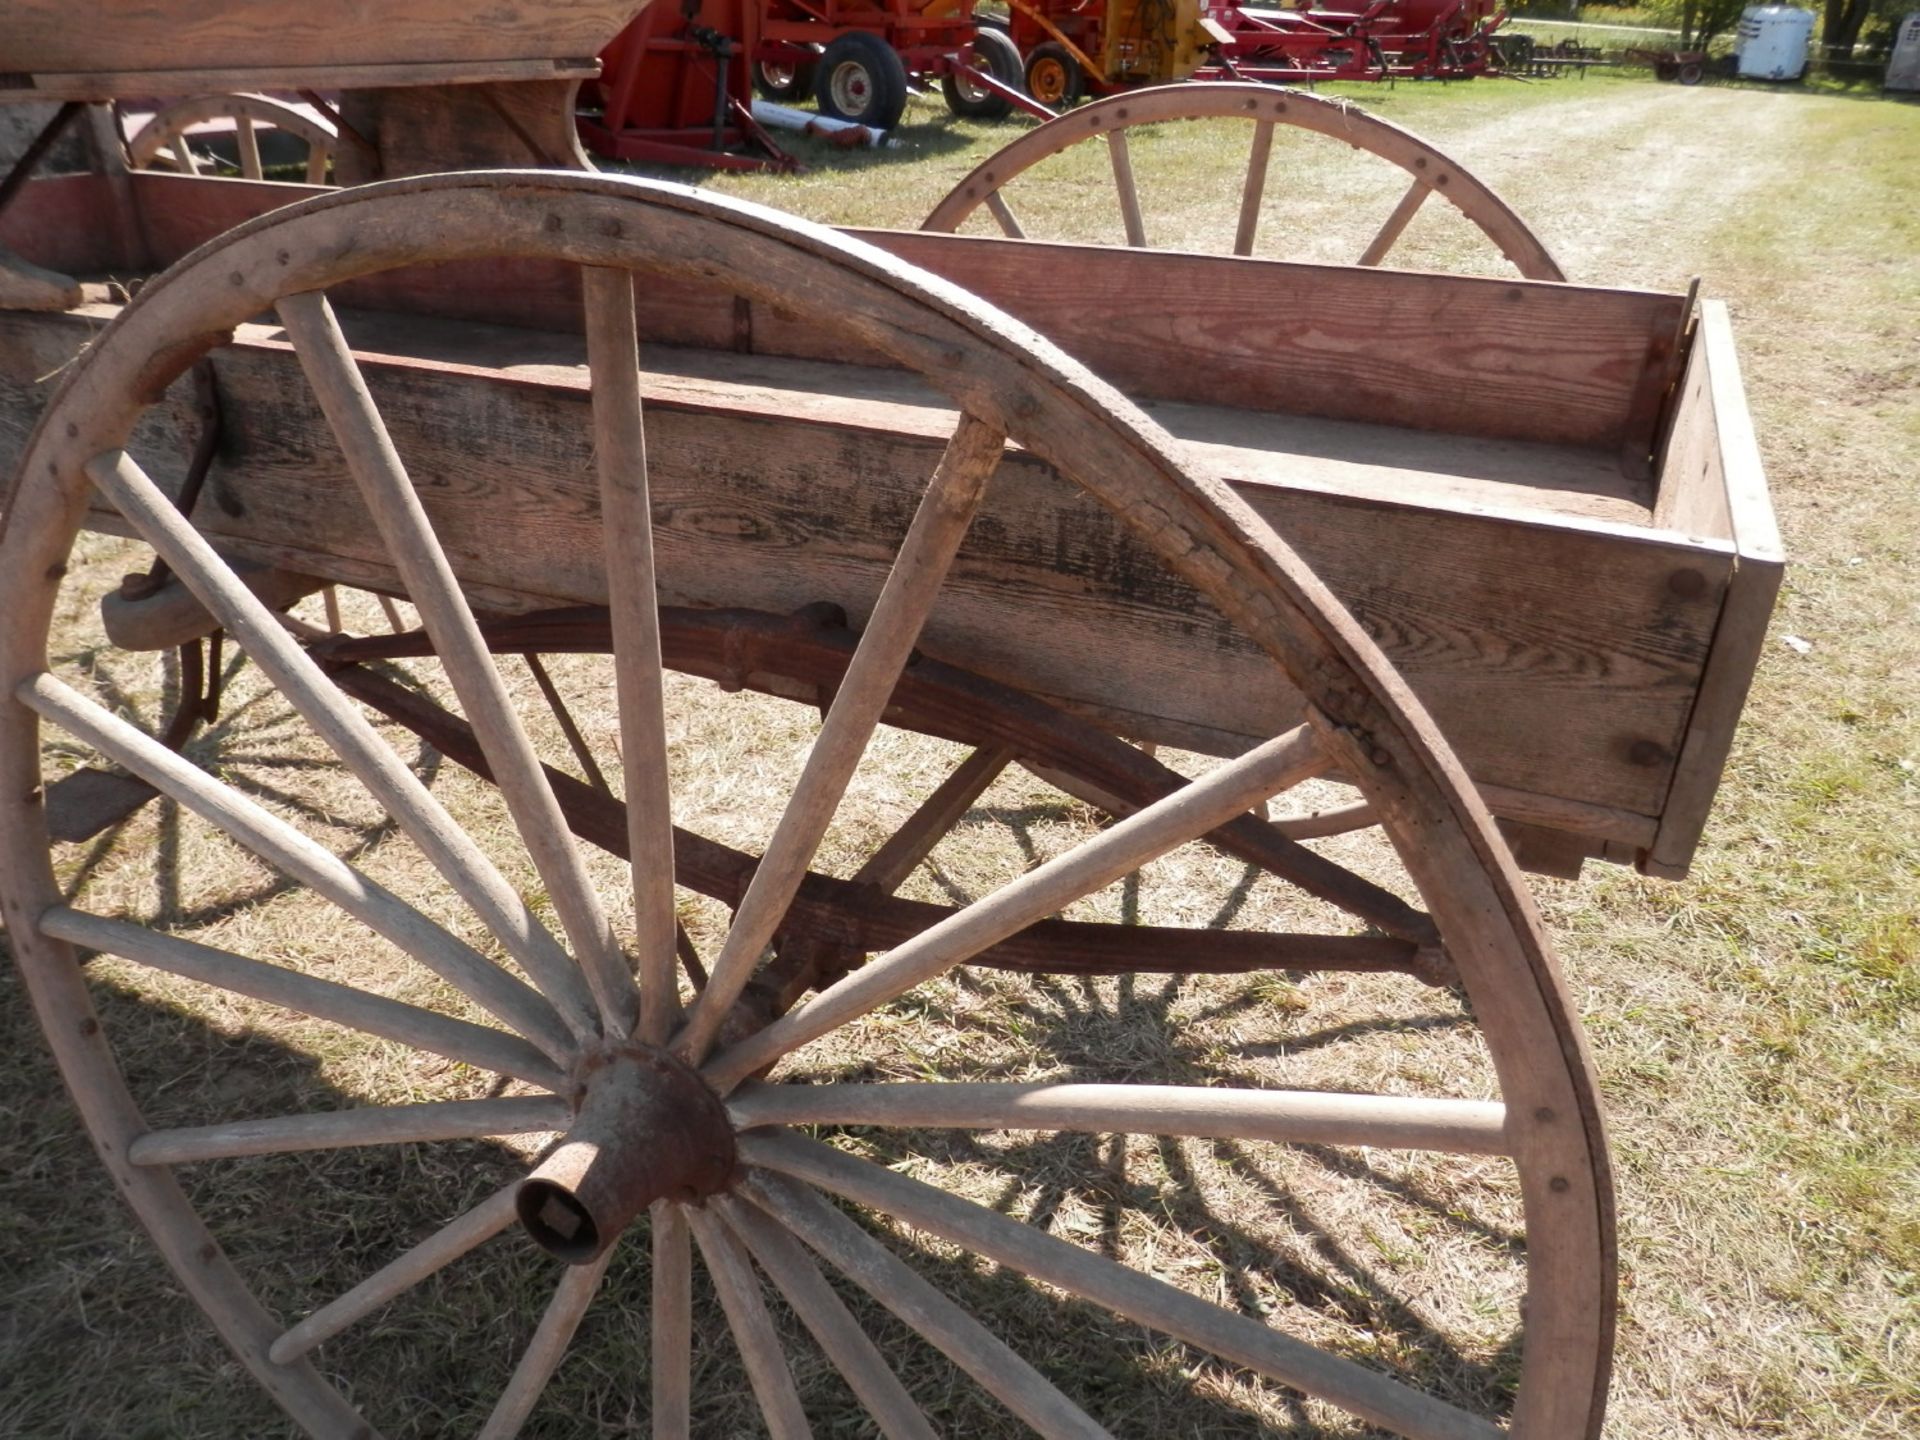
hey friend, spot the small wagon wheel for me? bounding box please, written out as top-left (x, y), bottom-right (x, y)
top-left (1, 171), bottom-right (1610, 1437)
top-left (921, 82), bottom-right (1566, 281)
top-left (128, 92), bottom-right (338, 185)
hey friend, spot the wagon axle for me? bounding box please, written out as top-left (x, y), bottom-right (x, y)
top-left (519, 1044), bottom-right (738, 1265)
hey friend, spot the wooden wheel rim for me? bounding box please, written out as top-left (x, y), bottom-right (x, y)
top-left (128, 92), bottom-right (338, 183)
top-left (0, 170), bottom-right (1611, 1438)
top-left (920, 82), bottom-right (1567, 280)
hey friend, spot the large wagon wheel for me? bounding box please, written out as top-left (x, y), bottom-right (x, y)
top-left (0, 171), bottom-right (1610, 1437)
top-left (921, 83), bottom-right (1566, 280)
top-left (128, 92), bottom-right (338, 185)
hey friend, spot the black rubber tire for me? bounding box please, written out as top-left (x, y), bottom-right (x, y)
top-left (814, 31), bottom-right (911, 130)
top-left (1676, 60), bottom-right (1705, 85)
top-left (1024, 41), bottom-right (1084, 108)
top-left (942, 28), bottom-right (1025, 120)
top-left (754, 48), bottom-right (821, 103)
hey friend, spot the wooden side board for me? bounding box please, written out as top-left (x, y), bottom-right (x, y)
top-left (0, 2), bottom-right (634, 92)
top-left (3, 172), bottom-right (1688, 456)
top-left (1640, 300), bottom-right (1784, 878)
top-left (0, 304), bottom-right (1726, 838)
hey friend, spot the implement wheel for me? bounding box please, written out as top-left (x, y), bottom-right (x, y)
top-left (754, 48), bottom-right (822, 103)
top-left (1024, 41), bottom-right (1085, 107)
top-left (1, 171), bottom-right (1611, 1438)
top-left (815, 30), bottom-right (910, 130)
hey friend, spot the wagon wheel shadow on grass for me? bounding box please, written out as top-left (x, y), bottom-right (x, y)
top-left (1, 960), bottom-right (1516, 1439)
top-left (7, 854), bottom-right (1524, 1433)
top-left (4, 953), bottom-right (1492, 1438)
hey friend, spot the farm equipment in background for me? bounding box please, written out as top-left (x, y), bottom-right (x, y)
top-left (1001, 0), bottom-right (1226, 102)
top-left (1200, 0), bottom-right (1509, 84)
top-left (579, 0), bottom-right (799, 172)
top-left (1000, 0), bottom-right (1506, 100)
top-left (754, 0), bottom-right (1035, 127)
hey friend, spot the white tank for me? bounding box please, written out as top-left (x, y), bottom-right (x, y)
top-left (1888, 13), bottom-right (1920, 92)
top-left (1734, 6), bottom-right (1815, 80)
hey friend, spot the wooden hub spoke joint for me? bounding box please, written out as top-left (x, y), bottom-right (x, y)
top-left (519, 1045), bottom-right (736, 1264)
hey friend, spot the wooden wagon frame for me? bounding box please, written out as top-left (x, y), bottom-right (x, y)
top-left (0, 8), bottom-right (1780, 1439)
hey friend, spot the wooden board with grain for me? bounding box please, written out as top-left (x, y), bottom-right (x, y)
top-left (0, 303), bottom-right (1727, 836)
top-left (13, 173), bottom-right (1686, 455)
top-left (0, 2), bottom-right (635, 95)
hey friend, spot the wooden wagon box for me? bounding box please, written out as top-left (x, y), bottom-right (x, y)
top-left (0, 169), bottom-right (1780, 881)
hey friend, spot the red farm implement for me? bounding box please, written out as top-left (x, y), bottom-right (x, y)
top-left (1001, 0), bottom-right (1504, 100)
top-left (754, 0), bottom-right (1030, 127)
top-left (1202, 0), bottom-right (1508, 84)
top-left (578, 0), bottom-right (798, 172)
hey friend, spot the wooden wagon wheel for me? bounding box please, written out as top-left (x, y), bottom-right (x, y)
top-left (0, 171), bottom-right (1611, 1438)
top-left (128, 92), bottom-right (338, 184)
top-left (921, 82), bottom-right (1566, 281)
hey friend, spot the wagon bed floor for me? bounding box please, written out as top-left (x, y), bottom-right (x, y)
top-left (317, 305), bottom-right (1656, 530)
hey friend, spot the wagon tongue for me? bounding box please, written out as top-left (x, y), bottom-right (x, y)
top-left (515, 1045), bottom-right (737, 1264)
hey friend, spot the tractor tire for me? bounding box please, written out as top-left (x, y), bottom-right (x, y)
top-left (1024, 42), bottom-right (1084, 108)
top-left (754, 48), bottom-right (821, 103)
top-left (815, 31), bottom-right (910, 130)
top-left (942, 28), bottom-right (1025, 120)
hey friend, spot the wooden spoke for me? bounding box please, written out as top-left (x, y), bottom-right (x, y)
top-left (83, 449), bottom-right (598, 1049)
top-left (277, 292), bottom-right (638, 1038)
top-left (652, 1203), bottom-right (693, 1440)
top-left (477, 1247), bottom-right (616, 1440)
top-left (522, 653), bottom-right (612, 799)
top-left (984, 190), bottom-right (1025, 239)
top-left (40, 907), bottom-right (565, 1091)
top-left (168, 134), bottom-right (199, 175)
top-left (1235, 119), bottom-right (1275, 257)
top-left (128, 1095), bottom-right (569, 1167)
top-left (377, 593), bottom-right (406, 632)
top-left (19, 669), bottom-right (571, 1057)
top-left (305, 144), bottom-right (329, 185)
top-left (746, 1133), bottom-right (1502, 1440)
top-left (1359, 177), bottom-right (1433, 269)
top-left (729, 1082), bottom-right (1509, 1155)
top-left (1107, 130), bottom-right (1147, 248)
top-left (270, 1184), bottom-right (521, 1363)
top-left (678, 413), bottom-right (1006, 1063)
top-left (234, 112), bottom-right (263, 179)
top-left (321, 583), bottom-right (343, 635)
top-left (855, 744), bottom-right (1011, 895)
top-left (704, 726), bottom-right (1325, 1091)
top-left (739, 1171), bottom-right (1114, 1440)
top-left (583, 264), bottom-right (679, 1045)
top-left (716, 1196), bottom-right (938, 1440)
top-left (1271, 797), bottom-right (1378, 841)
top-left (687, 1207), bottom-right (815, 1440)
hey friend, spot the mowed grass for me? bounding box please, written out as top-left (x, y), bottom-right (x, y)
top-left (1, 70), bottom-right (1915, 1439)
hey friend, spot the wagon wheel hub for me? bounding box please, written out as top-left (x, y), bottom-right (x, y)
top-left (517, 1045), bottom-right (737, 1264)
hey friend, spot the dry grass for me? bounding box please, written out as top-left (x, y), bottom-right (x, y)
top-left (2, 70), bottom-right (1916, 1440)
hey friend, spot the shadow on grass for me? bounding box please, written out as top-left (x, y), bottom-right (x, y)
top-left (4, 652), bottom-right (1519, 1438)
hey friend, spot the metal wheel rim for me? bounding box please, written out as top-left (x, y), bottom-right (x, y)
top-left (827, 61), bottom-right (875, 114)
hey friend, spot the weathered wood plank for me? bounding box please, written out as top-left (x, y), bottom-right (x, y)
top-left (1643, 301), bottom-right (1783, 878)
top-left (0, 304), bottom-right (1727, 823)
top-left (27, 173), bottom-right (1685, 456)
top-left (0, 2), bottom-right (634, 79)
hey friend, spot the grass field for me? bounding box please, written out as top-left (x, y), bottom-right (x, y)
top-left (1, 69), bottom-right (1916, 1439)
